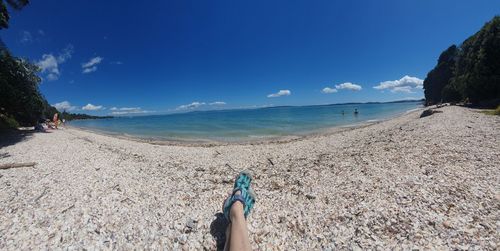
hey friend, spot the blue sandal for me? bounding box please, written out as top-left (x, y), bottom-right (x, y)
top-left (223, 188), bottom-right (256, 221)
top-left (233, 170), bottom-right (252, 191)
top-left (223, 171), bottom-right (256, 221)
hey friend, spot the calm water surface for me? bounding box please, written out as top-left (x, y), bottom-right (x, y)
top-left (69, 101), bottom-right (423, 142)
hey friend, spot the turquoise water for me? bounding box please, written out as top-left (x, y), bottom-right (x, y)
top-left (69, 101), bottom-right (423, 142)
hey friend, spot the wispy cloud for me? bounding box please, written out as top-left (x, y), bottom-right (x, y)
top-left (20, 31), bottom-right (32, 43)
top-left (52, 101), bottom-right (77, 111)
top-left (110, 61), bottom-right (123, 65)
top-left (82, 103), bottom-right (104, 111)
top-left (209, 101), bottom-right (226, 105)
top-left (82, 56), bottom-right (103, 74)
top-left (37, 44), bottom-right (74, 81)
top-left (110, 107), bottom-right (133, 111)
top-left (82, 66), bottom-right (97, 73)
top-left (267, 90), bottom-right (291, 98)
top-left (321, 87), bottom-right (338, 94)
top-left (373, 75), bottom-right (423, 93)
top-left (177, 102), bottom-right (206, 110)
top-left (109, 107), bottom-right (152, 115)
top-left (21, 29), bottom-right (45, 44)
top-left (176, 101), bottom-right (227, 110)
top-left (38, 55), bottom-right (59, 80)
top-left (58, 45), bottom-right (73, 62)
top-left (335, 82), bottom-right (362, 91)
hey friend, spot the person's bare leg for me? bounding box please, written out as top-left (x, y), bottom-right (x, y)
top-left (223, 223), bottom-right (231, 251)
top-left (228, 191), bottom-right (251, 251)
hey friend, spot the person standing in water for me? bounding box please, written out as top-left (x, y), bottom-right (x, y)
top-left (354, 108), bottom-right (359, 115)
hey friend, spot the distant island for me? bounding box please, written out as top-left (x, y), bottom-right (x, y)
top-left (260, 99), bottom-right (424, 110)
top-left (60, 111), bottom-right (113, 121)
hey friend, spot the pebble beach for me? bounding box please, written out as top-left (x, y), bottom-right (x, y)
top-left (0, 105), bottom-right (499, 250)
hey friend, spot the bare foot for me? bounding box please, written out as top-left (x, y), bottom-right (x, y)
top-left (230, 190), bottom-right (245, 221)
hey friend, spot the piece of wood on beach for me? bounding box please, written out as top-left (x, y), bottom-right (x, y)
top-left (61, 204), bottom-right (75, 213)
top-left (267, 158), bottom-right (274, 166)
top-left (225, 163), bottom-right (235, 171)
top-left (0, 162), bottom-right (37, 170)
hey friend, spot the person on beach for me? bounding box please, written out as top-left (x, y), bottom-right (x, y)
top-left (53, 113), bottom-right (59, 129)
top-left (222, 171), bottom-right (256, 251)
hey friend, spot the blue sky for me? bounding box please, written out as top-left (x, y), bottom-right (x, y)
top-left (1, 0), bottom-right (498, 115)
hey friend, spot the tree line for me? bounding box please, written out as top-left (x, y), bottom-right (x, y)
top-left (424, 16), bottom-right (500, 107)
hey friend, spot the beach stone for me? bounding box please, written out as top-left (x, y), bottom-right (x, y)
top-left (306, 194), bottom-right (316, 200)
top-left (185, 218), bottom-right (197, 233)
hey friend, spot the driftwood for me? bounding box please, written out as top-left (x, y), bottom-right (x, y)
top-left (267, 158), bottom-right (275, 166)
top-left (420, 109), bottom-right (443, 118)
top-left (0, 162), bottom-right (37, 170)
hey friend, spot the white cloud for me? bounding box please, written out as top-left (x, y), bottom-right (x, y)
top-left (38, 54), bottom-right (59, 79)
top-left (52, 101), bottom-right (76, 111)
top-left (267, 90), bottom-right (291, 98)
top-left (175, 101), bottom-right (226, 110)
top-left (21, 29), bottom-right (46, 44)
top-left (82, 57), bottom-right (103, 68)
top-left (46, 73), bottom-right (59, 81)
top-left (37, 44), bottom-right (74, 81)
top-left (335, 82), bottom-right (362, 91)
top-left (20, 31), bottom-right (32, 43)
top-left (58, 44), bottom-right (74, 62)
top-left (82, 103), bottom-right (104, 111)
top-left (109, 107), bottom-right (151, 115)
top-left (110, 107), bottom-right (140, 111)
top-left (110, 61), bottom-right (123, 65)
top-left (373, 75), bottom-right (424, 93)
top-left (82, 66), bottom-right (97, 74)
top-left (82, 56), bottom-right (103, 73)
top-left (177, 102), bottom-right (206, 110)
top-left (321, 87), bottom-right (338, 94)
top-left (209, 101), bottom-right (226, 105)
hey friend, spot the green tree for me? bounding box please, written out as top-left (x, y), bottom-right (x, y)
top-left (1, 0), bottom-right (30, 29)
top-left (424, 16), bottom-right (500, 106)
top-left (1, 0), bottom-right (62, 127)
top-left (450, 16), bottom-right (500, 104)
top-left (423, 45), bottom-right (458, 105)
top-left (0, 50), bottom-right (47, 125)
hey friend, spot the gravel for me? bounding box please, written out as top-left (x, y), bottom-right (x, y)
top-left (0, 106), bottom-right (499, 250)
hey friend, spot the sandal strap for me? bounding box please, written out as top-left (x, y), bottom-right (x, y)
top-left (231, 194), bottom-right (246, 206)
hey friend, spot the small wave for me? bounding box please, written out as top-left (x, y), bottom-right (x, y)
top-left (405, 108), bottom-right (422, 114)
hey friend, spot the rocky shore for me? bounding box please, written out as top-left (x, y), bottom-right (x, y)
top-left (0, 106), bottom-right (499, 250)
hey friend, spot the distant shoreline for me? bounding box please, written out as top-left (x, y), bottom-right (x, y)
top-left (67, 106), bottom-right (425, 146)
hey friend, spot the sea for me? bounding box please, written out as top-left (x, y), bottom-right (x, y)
top-left (69, 101), bottom-right (423, 142)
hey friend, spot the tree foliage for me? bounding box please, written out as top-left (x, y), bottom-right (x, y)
top-left (0, 50), bottom-right (50, 125)
top-left (0, 0), bottom-right (64, 128)
top-left (424, 16), bottom-right (500, 106)
top-left (423, 45), bottom-right (458, 105)
top-left (0, 0), bottom-right (29, 29)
